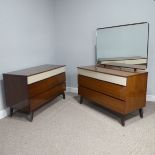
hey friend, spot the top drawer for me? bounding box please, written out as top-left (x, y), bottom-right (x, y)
top-left (27, 67), bottom-right (65, 84)
top-left (78, 75), bottom-right (126, 101)
top-left (78, 68), bottom-right (127, 86)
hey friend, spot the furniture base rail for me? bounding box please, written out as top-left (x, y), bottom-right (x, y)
top-left (79, 95), bottom-right (144, 126)
top-left (9, 92), bottom-right (65, 122)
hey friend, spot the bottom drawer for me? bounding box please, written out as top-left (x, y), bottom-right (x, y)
top-left (29, 83), bottom-right (65, 111)
top-left (78, 86), bottom-right (126, 114)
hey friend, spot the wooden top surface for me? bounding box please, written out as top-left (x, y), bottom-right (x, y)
top-left (4, 64), bottom-right (65, 76)
top-left (78, 65), bottom-right (147, 77)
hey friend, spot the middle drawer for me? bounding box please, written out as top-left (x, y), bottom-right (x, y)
top-left (28, 73), bottom-right (65, 97)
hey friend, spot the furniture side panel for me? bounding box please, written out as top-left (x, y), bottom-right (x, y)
top-left (125, 73), bottom-right (148, 113)
top-left (3, 74), bottom-right (29, 109)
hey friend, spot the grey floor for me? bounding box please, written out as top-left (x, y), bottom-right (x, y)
top-left (0, 93), bottom-right (155, 155)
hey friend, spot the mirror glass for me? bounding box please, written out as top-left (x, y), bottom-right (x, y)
top-left (96, 22), bottom-right (149, 69)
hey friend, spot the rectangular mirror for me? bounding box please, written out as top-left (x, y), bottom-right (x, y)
top-left (96, 22), bottom-right (149, 70)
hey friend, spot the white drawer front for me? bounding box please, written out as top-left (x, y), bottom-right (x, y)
top-left (28, 67), bottom-right (65, 84)
top-left (78, 69), bottom-right (127, 86)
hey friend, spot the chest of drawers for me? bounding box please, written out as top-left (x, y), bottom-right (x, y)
top-left (78, 65), bottom-right (148, 126)
top-left (3, 64), bottom-right (66, 121)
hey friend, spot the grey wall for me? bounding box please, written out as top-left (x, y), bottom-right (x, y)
top-left (54, 0), bottom-right (155, 95)
top-left (0, 0), bottom-right (55, 110)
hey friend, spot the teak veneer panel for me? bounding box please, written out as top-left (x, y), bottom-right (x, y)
top-left (79, 86), bottom-right (125, 114)
top-left (125, 74), bottom-right (147, 114)
top-left (78, 65), bottom-right (148, 125)
top-left (30, 83), bottom-right (65, 111)
top-left (3, 64), bottom-right (66, 121)
top-left (3, 74), bottom-right (28, 109)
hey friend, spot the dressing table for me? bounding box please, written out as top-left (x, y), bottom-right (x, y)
top-left (78, 22), bottom-right (149, 126)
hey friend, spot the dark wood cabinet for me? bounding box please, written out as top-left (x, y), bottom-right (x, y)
top-left (3, 64), bottom-right (66, 121)
top-left (78, 65), bottom-right (148, 126)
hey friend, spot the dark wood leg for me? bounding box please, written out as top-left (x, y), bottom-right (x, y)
top-left (10, 107), bottom-right (13, 117)
top-left (80, 96), bottom-right (83, 104)
top-left (139, 108), bottom-right (143, 118)
top-left (62, 92), bottom-right (65, 99)
top-left (121, 116), bottom-right (125, 127)
top-left (28, 112), bottom-right (34, 122)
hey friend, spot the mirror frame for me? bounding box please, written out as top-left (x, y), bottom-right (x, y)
top-left (95, 22), bottom-right (149, 70)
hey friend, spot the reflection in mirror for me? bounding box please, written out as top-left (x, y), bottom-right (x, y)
top-left (96, 22), bottom-right (149, 70)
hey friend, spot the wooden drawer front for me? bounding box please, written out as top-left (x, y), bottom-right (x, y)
top-left (29, 83), bottom-right (65, 111)
top-left (28, 73), bottom-right (65, 97)
top-left (78, 75), bottom-right (126, 101)
top-left (79, 86), bottom-right (126, 114)
top-left (27, 66), bottom-right (65, 84)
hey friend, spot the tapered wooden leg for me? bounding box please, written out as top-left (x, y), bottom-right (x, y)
top-left (80, 96), bottom-right (83, 104)
top-left (121, 116), bottom-right (125, 127)
top-left (10, 107), bottom-right (13, 117)
top-left (29, 112), bottom-right (34, 122)
top-left (139, 108), bottom-right (143, 118)
top-left (62, 92), bottom-right (65, 99)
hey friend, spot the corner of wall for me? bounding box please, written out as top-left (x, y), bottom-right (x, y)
top-left (66, 87), bottom-right (78, 93)
top-left (146, 95), bottom-right (155, 102)
top-left (0, 108), bottom-right (9, 120)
